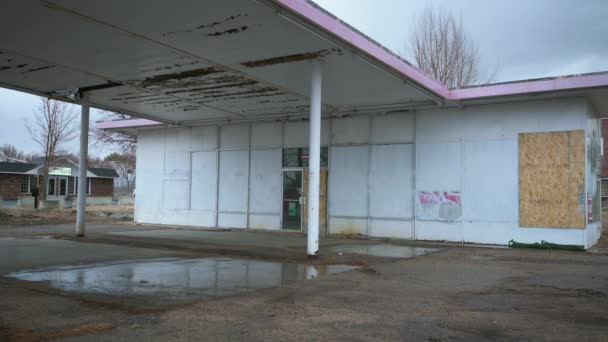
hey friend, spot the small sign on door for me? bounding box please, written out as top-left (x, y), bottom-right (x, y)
top-left (288, 202), bottom-right (297, 216)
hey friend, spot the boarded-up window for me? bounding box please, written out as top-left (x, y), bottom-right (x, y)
top-left (519, 130), bottom-right (586, 228)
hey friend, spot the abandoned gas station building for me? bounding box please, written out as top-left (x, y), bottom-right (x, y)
top-left (111, 94), bottom-right (604, 250)
top-left (1, 1), bottom-right (607, 251)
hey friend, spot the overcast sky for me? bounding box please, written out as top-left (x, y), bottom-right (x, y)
top-left (1, 0), bottom-right (606, 156)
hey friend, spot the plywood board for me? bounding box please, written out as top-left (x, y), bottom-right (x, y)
top-left (519, 130), bottom-right (586, 228)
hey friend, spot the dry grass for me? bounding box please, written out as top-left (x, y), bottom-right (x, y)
top-left (0, 205), bottom-right (133, 226)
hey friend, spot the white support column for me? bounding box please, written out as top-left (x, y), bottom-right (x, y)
top-left (76, 92), bottom-right (90, 237)
top-left (307, 60), bottom-right (322, 257)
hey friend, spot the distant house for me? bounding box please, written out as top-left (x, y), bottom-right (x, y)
top-left (0, 156), bottom-right (118, 208)
top-left (96, 160), bottom-right (136, 195)
top-left (0, 151), bottom-right (27, 163)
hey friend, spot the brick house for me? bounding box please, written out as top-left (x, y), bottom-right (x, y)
top-left (0, 157), bottom-right (118, 208)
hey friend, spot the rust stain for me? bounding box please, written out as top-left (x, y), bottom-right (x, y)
top-left (111, 94), bottom-right (160, 101)
top-left (161, 14), bottom-right (248, 37)
top-left (116, 62), bottom-right (313, 111)
top-left (185, 89), bottom-right (226, 96)
top-left (164, 80), bottom-right (258, 95)
top-left (181, 105), bottom-right (202, 112)
top-left (266, 99), bottom-right (299, 104)
top-left (139, 67), bottom-right (220, 87)
top-left (206, 25), bottom-right (248, 37)
top-left (194, 87), bottom-right (277, 101)
top-left (125, 97), bottom-right (168, 104)
top-left (144, 100), bottom-right (182, 106)
top-left (134, 72), bottom-right (246, 92)
top-left (140, 60), bottom-right (201, 74)
top-left (200, 90), bottom-right (286, 103)
top-left (25, 65), bottom-right (55, 73)
top-left (241, 49), bottom-right (342, 68)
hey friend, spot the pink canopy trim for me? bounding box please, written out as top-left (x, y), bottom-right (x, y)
top-left (449, 73), bottom-right (608, 100)
top-left (275, 0), bottom-right (450, 98)
top-left (275, 0), bottom-right (608, 101)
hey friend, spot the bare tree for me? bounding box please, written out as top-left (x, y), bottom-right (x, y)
top-left (91, 111), bottom-right (137, 154)
top-left (104, 152), bottom-right (136, 192)
top-left (409, 6), bottom-right (494, 88)
top-left (25, 98), bottom-right (79, 199)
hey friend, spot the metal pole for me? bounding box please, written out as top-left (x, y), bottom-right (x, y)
top-left (76, 92), bottom-right (90, 237)
top-left (307, 60), bottom-right (322, 257)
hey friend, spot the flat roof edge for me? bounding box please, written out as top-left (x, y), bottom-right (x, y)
top-left (273, 1), bottom-right (608, 102)
top-left (449, 72), bottom-right (608, 100)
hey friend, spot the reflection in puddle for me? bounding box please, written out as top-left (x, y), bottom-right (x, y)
top-left (331, 244), bottom-right (438, 258)
top-left (6, 258), bottom-right (358, 298)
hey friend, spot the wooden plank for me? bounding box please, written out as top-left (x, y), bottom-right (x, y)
top-left (519, 130), bottom-right (586, 229)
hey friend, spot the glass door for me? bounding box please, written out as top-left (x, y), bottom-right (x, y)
top-left (59, 178), bottom-right (67, 196)
top-left (282, 170), bottom-right (303, 230)
top-left (47, 178), bottom-right (56, 196)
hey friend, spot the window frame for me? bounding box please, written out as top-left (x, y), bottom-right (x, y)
top-left (282, 146), bottom-right (329, 168)
top-left (70, 177), bottom-right (91, 195)
top-left (20, 175), bottom-right (32, 194)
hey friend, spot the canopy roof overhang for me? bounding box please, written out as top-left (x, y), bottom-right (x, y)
top-left (1, 0), bottom-right (608, 129)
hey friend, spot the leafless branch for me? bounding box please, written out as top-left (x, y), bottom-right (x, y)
top-left (408, 6), bottom-right (496, 88)
top-left (0, 144), bottom-right (30, 162)
top-left (24, 97), bottom-right (79, 199)
top-left (90, 111), bottom-right (137, 154)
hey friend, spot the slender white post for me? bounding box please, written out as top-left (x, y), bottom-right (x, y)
top-left (307, 60), bottom-right (322, 257)
top-left (76, 92), bottom-right (90, 237)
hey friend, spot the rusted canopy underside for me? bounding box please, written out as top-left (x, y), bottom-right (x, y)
top-left (0, 0), bottom-right (444, 124)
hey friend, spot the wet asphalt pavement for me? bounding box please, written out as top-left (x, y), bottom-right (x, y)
top-left (0, 223), bottom-right (607, 341)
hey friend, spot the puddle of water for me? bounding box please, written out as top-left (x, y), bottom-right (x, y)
top-left (5, 258), bottom-right (358, 299)
top-left (331, 244), bottom-right (438, 258)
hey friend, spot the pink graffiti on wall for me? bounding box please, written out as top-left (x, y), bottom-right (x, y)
top-left (416, 191), bottom-right (462, 221)
top-left (418, 191), bottom-right (461, 205)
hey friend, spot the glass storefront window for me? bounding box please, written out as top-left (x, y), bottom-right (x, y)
top-left (282, 147), bottom-right (328, 168)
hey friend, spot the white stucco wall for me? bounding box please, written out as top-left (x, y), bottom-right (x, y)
top-left (415, 97), bottom-right (599, 247)
top-left (134, 97), bottom-right (601, 248)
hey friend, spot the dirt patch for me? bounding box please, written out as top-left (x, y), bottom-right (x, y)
top-left (86, 206), bottom-right (134, 213)
top-left (0, 206), bottom-right (133, 227)
top-left (0, 322), bottom-right (113, 342)
top-left (598, 209), bottom-right (608, 248)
